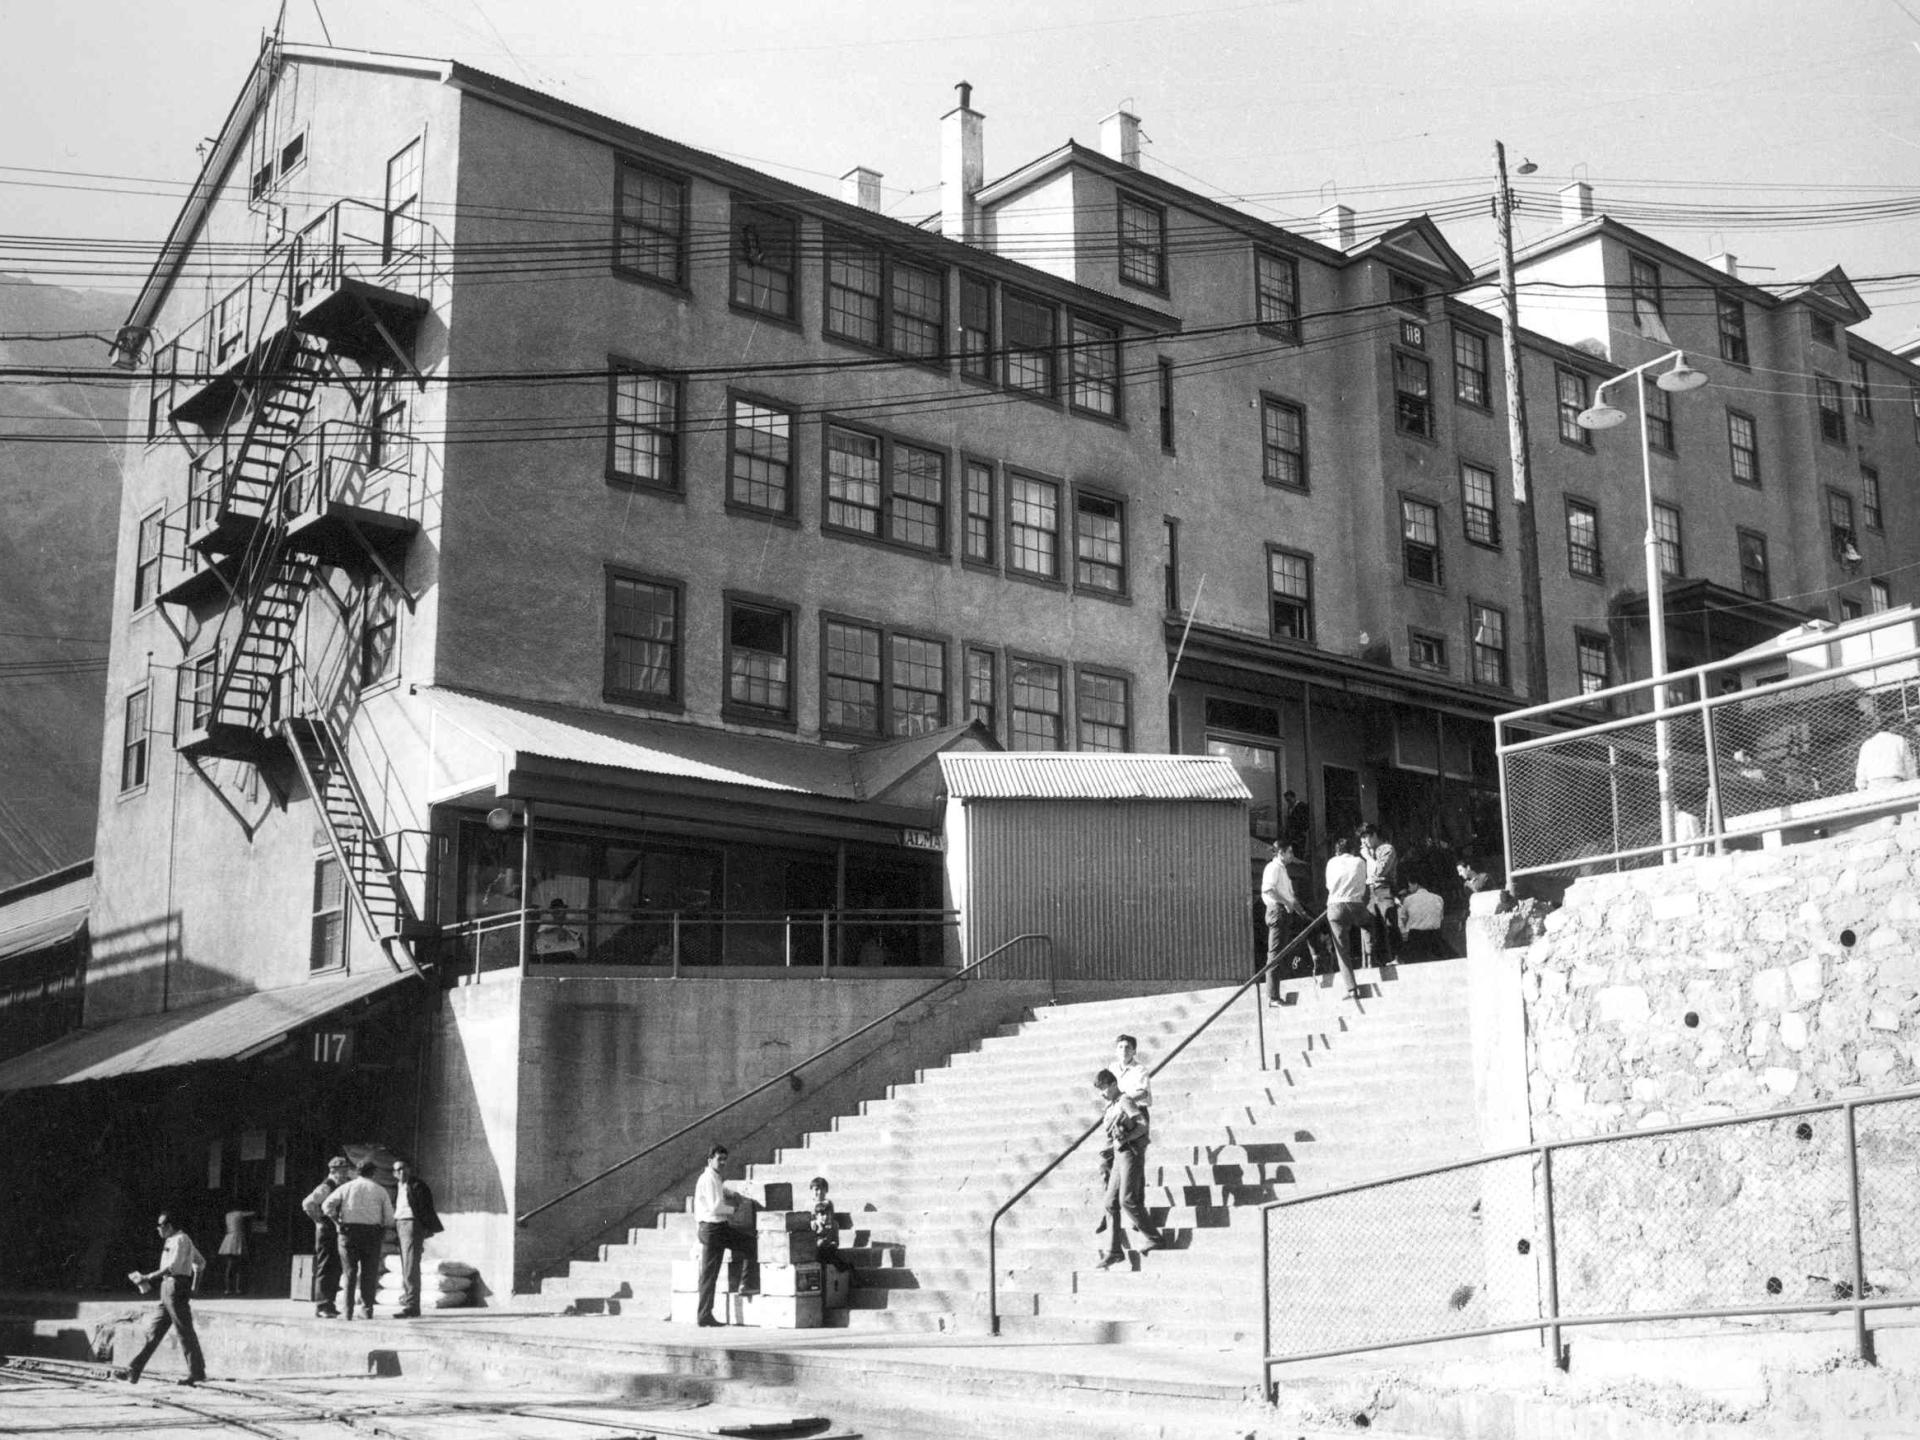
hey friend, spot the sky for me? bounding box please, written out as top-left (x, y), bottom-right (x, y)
top-left (3, 0), bottom-right (1919, 346)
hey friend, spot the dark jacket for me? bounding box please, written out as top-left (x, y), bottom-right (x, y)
top-left (399, 1178), bottom-right (444, 1236)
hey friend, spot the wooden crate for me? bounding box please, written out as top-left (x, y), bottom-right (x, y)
top-left (755, 1209), bottom-right (812, 1234)
top-left (822, 1264), bottom-right (851, 1310)
top-left (743, 1293), bottom-right (823, 1329)
top-left (757, 1230), bottom-right (818, 1266)
top-left (288, 1254), bottom-right (312, 1302)
top-left (757, 1262), bottom-right (822, 1297)
top-left (669, 1258), bottom-right (702, 1293)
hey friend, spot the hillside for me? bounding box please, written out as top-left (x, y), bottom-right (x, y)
top-left (0, 276), bottom-right (126, 890)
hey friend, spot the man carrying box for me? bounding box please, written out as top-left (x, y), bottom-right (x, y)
top-left (693, 1143), bottom-right (759, 1327)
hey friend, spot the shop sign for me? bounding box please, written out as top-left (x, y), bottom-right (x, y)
top-left (309, 1029), bottom-right (355, 1066)
top-left (901, 828), bottom-right (945, 852)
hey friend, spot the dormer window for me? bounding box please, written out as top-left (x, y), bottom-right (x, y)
top-left (1389, 273), bottom-right (1428, 315)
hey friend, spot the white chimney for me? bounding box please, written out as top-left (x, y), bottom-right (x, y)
top-left (942, 81), bottom-right (984, 244)
top-left (1708, 250), bottom-right (1739, 278)
top-left (1319, 204), bottom-right (1355, 250)
top-left (1560, 181), bottom-right (1594, 223)
top-left (1099, 107), bottom-right (1141, 168)
top-left (841, 166), bottom-right (884, 213)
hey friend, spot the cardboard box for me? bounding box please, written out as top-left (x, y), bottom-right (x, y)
top-left (669, 1258), bottom-right (702, 1293)
top-left (822, 1264), bottom-right (851, 1309)
top-left (757, 1262), bottom-right (822, 1297)
top-left (743, 1293), bottom-right (823, 1329)
top-left (757, 1230), bottom-right (818, 1265)
top-left (755, 1209), bottom-right (812, 1233)
top-left (289, 1254), bottom-right (312, 1302)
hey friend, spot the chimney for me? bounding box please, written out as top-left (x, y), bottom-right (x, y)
top-left (1560, 180), bottom-right (1594, 223)
top-left (942, 81), bottom-right (984, 244)
top-left (841, 166), bottom-right (884, 213)
top-left (1708, 250), bottom-right (1739, 278)
top-left (1319, 204), bottom-right (1355, 250)
top-left (1099, 106), bottom-right (1141, 168)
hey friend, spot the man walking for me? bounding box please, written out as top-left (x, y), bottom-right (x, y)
top-left (1112, 1033), bottom-right (1151, 1114)
top-left (1323, 837), bottom-right (1370, 999)
top-left (1357, 823), bottom-right (1400, 968)
top-left (321, 1161), bottom-right (393, 1321)
top-left (1093, 1068), bottom-right (1165, 1269)
top-left (391, 1159), bottom-right (444, 1318)
top-left (1260, 838), bottom-right (1310, 999)
top-left (692, 1144), bottom-right (759, 1327)
top-left (124, 1213), bottom-right (206, 1385)
top-left (300, 1156), bottom-right (352, 1317)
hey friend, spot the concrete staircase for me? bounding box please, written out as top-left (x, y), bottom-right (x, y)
top-left (537, 959), bottom-right (1481, 1349)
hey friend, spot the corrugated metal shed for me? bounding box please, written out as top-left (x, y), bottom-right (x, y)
top-left (939, 752), bottom-right (1250, 803)
top-left (0, 868), bottom-right (90, 964)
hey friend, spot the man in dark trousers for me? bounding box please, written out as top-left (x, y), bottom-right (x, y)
top-left (321, 1161), bottom-right (394, 1321)
top-left (124, 1213), bottom-right (207, 1385)
top-left (692, 1143), bottom-right (759, 1327)
top-left (1093, 1068), bottom-right (1166, 1269)
top-left (300, 1156), bottom-right (352, 1317)
top-left (391, 1159), bottom-right (444, 1318)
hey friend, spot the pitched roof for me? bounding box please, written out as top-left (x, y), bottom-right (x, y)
top-left (939, 752), bottom-right (1250, 802)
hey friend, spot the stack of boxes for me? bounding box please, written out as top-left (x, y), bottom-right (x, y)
top-left (666, 1181), bottom-right (853, 1328)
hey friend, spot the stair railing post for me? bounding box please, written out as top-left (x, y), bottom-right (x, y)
top-left (1541, 1143), bottom-right (1564, 1370)
top-left (784, 914), bottom-right (792, 969)
top-left (1845, 1100), bottom-right (1873, 1364)
top-left (1255, 966), bottom-right (1268, 1072)
top-left (671, 913), bottom-right (681, 978)
top-left (821, 912), bottom-right (830, 974)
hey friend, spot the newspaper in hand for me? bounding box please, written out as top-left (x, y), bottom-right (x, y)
top-left (128, 1270), bottom-right (150, 1295)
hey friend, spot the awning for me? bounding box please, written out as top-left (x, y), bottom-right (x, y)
top-left (940, 752), bottom-right (1252, 802)
top-left (0, 968), bottom-right (411, 1093)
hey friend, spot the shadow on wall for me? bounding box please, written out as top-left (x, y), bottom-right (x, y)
top-left (413, 988), bottom-right (511, 1291)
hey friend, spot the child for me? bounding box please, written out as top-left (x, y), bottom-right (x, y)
top-left (807, 1176), bottom-right (846, 1271)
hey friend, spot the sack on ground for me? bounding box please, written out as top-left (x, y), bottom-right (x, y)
top-left (434, 1260), bottom-right (478, 1278)
top-left (436, 1273), bottom-right (472, 1293)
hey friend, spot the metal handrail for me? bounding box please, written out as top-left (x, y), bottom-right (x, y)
top-left (515, 930), bottom-right (1053, 1230)
top-left (986, 912), bottom-right (1330, 1335)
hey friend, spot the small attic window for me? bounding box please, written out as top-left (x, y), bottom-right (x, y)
top-left (280, 132), bottom-right (307, 177)
top-left (1811, 313), bottom-right (1836, 347)
top-left (250, 163), bottom-right (274, 202)
top-left (1390, 272), bottom-right (1429, 315)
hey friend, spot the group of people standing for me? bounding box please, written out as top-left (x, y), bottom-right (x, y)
top-left (301, 1155), bottom-right (444, 1321)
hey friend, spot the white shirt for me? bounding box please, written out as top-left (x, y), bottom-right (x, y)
top-left (1400, 887), bottom-right (1444, 933)
top-left (1324, 853), bottom-right (1368, 905)
top-left (157, 1231), bottom-right (206, 1279)
top-left (1114, 1058), bottom-right (1151, 1110)
top-left (1856, 731), bottom-right (1917, 790)
top-left (694, 1167), bottom-right (741, 1223)
top-left (1260, 854), bottom-right (1302, 921)
top-left (322, 1176), bottom-right (395, 1227)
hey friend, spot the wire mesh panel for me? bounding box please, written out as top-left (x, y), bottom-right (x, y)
top-left (1855, 1094), bottom-right (1920, 1305)
top-left (1503, 709), bottom-right (1707, 875)
top-left (1265, 1154), bottom-right (1541, 1360)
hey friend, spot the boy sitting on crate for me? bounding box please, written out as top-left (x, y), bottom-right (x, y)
top-left (808, 1176), bottom-right (850, 1274)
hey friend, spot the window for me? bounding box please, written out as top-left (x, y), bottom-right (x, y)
top-left (1453, 327), bottom-right (1491, 408)
top-left (1576, 632), bottom-right (1611, 698)
top-left (1008, 473), bottom-right (1060, 579)
top-left (1069, 316), bottom-right (1121, 417)
top-left (823, 426), bottom-right (947, 552)
top-left (1871, 579), bottom-right (1892, 613)
top-left (214, 287), bottom-right (246, 367)
top-left (965, 647), bottom-right (997, 735)
top-left (824, 236), bottom-right (945, 360)
top-left (1009, 657), bottom-right (1065, 750)
top-left (1394, 352), bottom-right (1434, 437)
top-left (615, 158), bottom-right (687, 288)
top-left (1643, 377), bottom-right (1673, 453)
top-left (822, 621), bottom-right (882, 736)
top-left (1728, 410), bottom-right (1760, 486)
top-left (731, 200), bottom-right (797, 319)
top-left (1267, 549), bottom-right (1313, 642)
top-left (1628, 256), bottom-right (1663, 333)
top-left (178, 650), bottom-right (217, 734)
top-left (1003, 290), bottom-right (1057, 397)
top-left (892, 260), bottom-right (944, 360)
top-left (1261, 396), bottom-right (1307, 490)
top-left (1074, 491), bottom-right (1126, 593)
top-left (1842, 598), bottom-right (1865, 621)
top-left (1389, 272), bottom-right (1428, 314)
top-left (1163, 516), bottom-right (1180, 611)
top-left (1811, 313), bottom-right (1836, 348)
top-left (1408, 631), bottom-right (1447, 673)
top-left (890, 633), bottom-right (947, 736)
top-left (147, 343), bottom-right (179, 442)
top-left (608, 366), bottom-right (679, 490)
top-left (959, 273), bottom-right (993, 382)
top-left (1850, 357), bottom-right (1873, 421)
top-left (605, 571), bottom-right (680, 706)
top-left (133, 510), bottom-right (163, 610)
top-left (1816, 374), bottom-right (1847, 443)
top-left (1117, 194), bottom-right (1166, 291)
top-left (726, 599), bottom-right (792, 720)
top-left (1653, 503), bottom-right (1684, 577)
top-left (359, 584), bottom-right (398, 688)
top-left (962, 460), bottom-right (995, 565)
top-left (1566, 499), bottom-right (1602, 578)
top-left (1717, 294), bottom-right (1749, 365)
top-left (1460, 463), bottom-right (1500, 548)
top-left (1737, 529), bottom-right (1770, 599)
top-left (383, 136), bottom-right (423, 262)
top-left (310, 856), bottom-right (346, 973)
top-left (280, 132), bottom-right (306, 178)
top-left (120, 689), bottom-right (150, 792)
top-left (824, 236), bottom-right (882, 346)
top-left (1470, 603), bottom-right (1508, 687)
top-left (1158, 358), bottom-right (1176, 451)
top-left (369, 379), bottom-right (409, 469)
top-left (728, 397), bottom-right (793, 514)
top-left (822, 621), bottom-right (947, 736)
top-left (1402, 498), bottom-right (1442, 586)
top-left (1255, 251), bottom-right (1300, 339)
top-left (1862, 465), bottom-right (1883, 530)
top-left (1830, 491), bottom-right (1857, 559)
top-left (1557, 368), bottom-right (1591, 445)
top-left (1076, 670), bottom-right (1130, 752)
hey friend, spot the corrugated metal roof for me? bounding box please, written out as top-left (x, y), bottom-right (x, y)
top-left (0, 871), bottom-right (90, 965)
top-left (0, 968), bottom-right (410, 1092)
top-left (939, 752), bottom-right (1251, 802)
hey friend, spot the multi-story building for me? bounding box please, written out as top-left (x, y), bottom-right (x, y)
top-left (3, 40), bottom-right (1914, 1291)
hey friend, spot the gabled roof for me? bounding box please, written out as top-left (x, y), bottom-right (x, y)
top-left (1778, 265), bottom-right (1870, 323)
top-left (1343, 217), bottom-right (1475, 285)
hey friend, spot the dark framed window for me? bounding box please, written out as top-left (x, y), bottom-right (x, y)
top-left (725, 597), bottom-right (794, 721)
top-left (824, 234), bottom-right (883, 346)
top-left (1728, 410), bottom-right (1760, 486)
top-left (1470, 603), bottom-right (1508, 688)
top-left (1737, 529), bottom-right (1771, 600)
top-left (1816, 374), bottom-right (1846, 443)
top-left (383, 136), bottom-right (424, 263)
top-left (1830, 490), bottom-right (1857, 558)
top-left (1117, 194), bottom-right (1166, 291)
top-left (605, 570), bottom-right (681, 707)
top-left (369, 378), bottom-right (409, 468)
top-left (1267, 548), bottom-right (1314, 643)
top-left (1811, 314), bottom-right (1837, 347)
top-left (730, 199), bottom-right (798, 320)
top-left (1862, 465), bottom-right (1883, 531)
top-left (1460, 462), bottom-right (1500, 548)
top-left (359, 584), bottom-right (398, 688)
top-left (1408, 631), bottom-right (1447, 673)
top-left (889, 632), bottom-right (948, 736)
top-left (310, 856), bottom-right (346, 973)
top-left (1576, 631), bottom-right (1611, 698)
top-left (1566, 499), bottom-right (1602, 578)
top-left (962, 459), bottom-right (996, 566)
top-left (821, 619), bottom-right (885, 737)
top-left (1073, 490), bottom-right (1126, 594)
top-left (1871, 579), bottom-right (1892, 613)
top-left (891, 259), bottom-right (945, 360)
top-left (1453, 327), bottom-right (1491, 407)
top-left (1402, 498), bottom-right (1442, 586)
top-left (1389, 272), bottom-right (1428, 314)
top-left (1628, 255), bottom-right (1663, 333)
top-left (728, 396), bottom-right (794, 514)
top-left (1004, 290), bottom-right (1058, 397)
top-left (133, 510), bottom-right (163, 610)
top-left (1163, 515), bottom-right (1180, 611)
top-left (121, 688), bottom-right (150, 792)
top-left (1717, 293), bottom-right (1748, 365)
top-left (965, 646), bottom-right (997, 736)
top-left (1394, 352), bottom-right (1434, 437)
top-left (1009, 656), bottom-right (1065, 750)
top-left (214, 286), bottom-right (246, 367)
top-left (1261, 396), bottom-right (1307, 490)
top-left (1255, 250), bottom-right (1300, 339)
top-left (1008, 473), bottom-right (1060, 580)
top-left (1653, 502), bottom-right (1684, 577)
top-left (614, 157), bottom-right (687, 288)
top-left (1556, 368), bottom-right (1591, 446)
top-left (823, 424), bottom-right (947, 553)
top-left (178, 650), bottom-right (217, 735)
top-left (959, 273), bottom-right (994, 382)
top-left (1842, 598), bottom-right (1865, 622)
top-left (1850, 357), bottom-right (1873, 421)
top-left (608, 365), bottom-right (680, 491)
top-left (1644, 377), bottom-right (1674, 453)
top-left (1075, 669), bottom-right (1131, 752)
top-left (1068, 316), bottom-right (1121, 418)
top-left (823, 235), bottom-right (944, 361)
top-left (1158, 358), bottom-right (1176, 451)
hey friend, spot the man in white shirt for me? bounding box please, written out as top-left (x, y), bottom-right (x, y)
top-left (1398, 877), bottom-right (1448, 962)
top-left (1323, 837), bottom-right (1369, 999)
top-left (1112, 1034), bottom-right (1151, 1113)
top-left (692, 1144), bottom-right (759, 1327)
top-left (1092, 1069), bottom-right (1166, 1269)
top-left (124, 1213), bottom-right (206, 1385)
top-left (1259, 839), bottom-right (1309, 1000)
top-left (322, 1161), bottom-right (395, 1321)
top-left (1856, 727), bottom-right (1917, 792)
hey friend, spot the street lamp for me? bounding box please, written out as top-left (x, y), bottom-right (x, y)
top-left (1576, 349), bottom-right (1709, 860)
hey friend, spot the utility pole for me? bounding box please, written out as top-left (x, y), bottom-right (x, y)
top-left (1493, 141), bottom-right (1550, 703)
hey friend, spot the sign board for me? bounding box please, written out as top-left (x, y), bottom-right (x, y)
top-left (309, 1029), bottom-right (355, 1066)
top-left (901, 828), bottom-right (945, 852)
